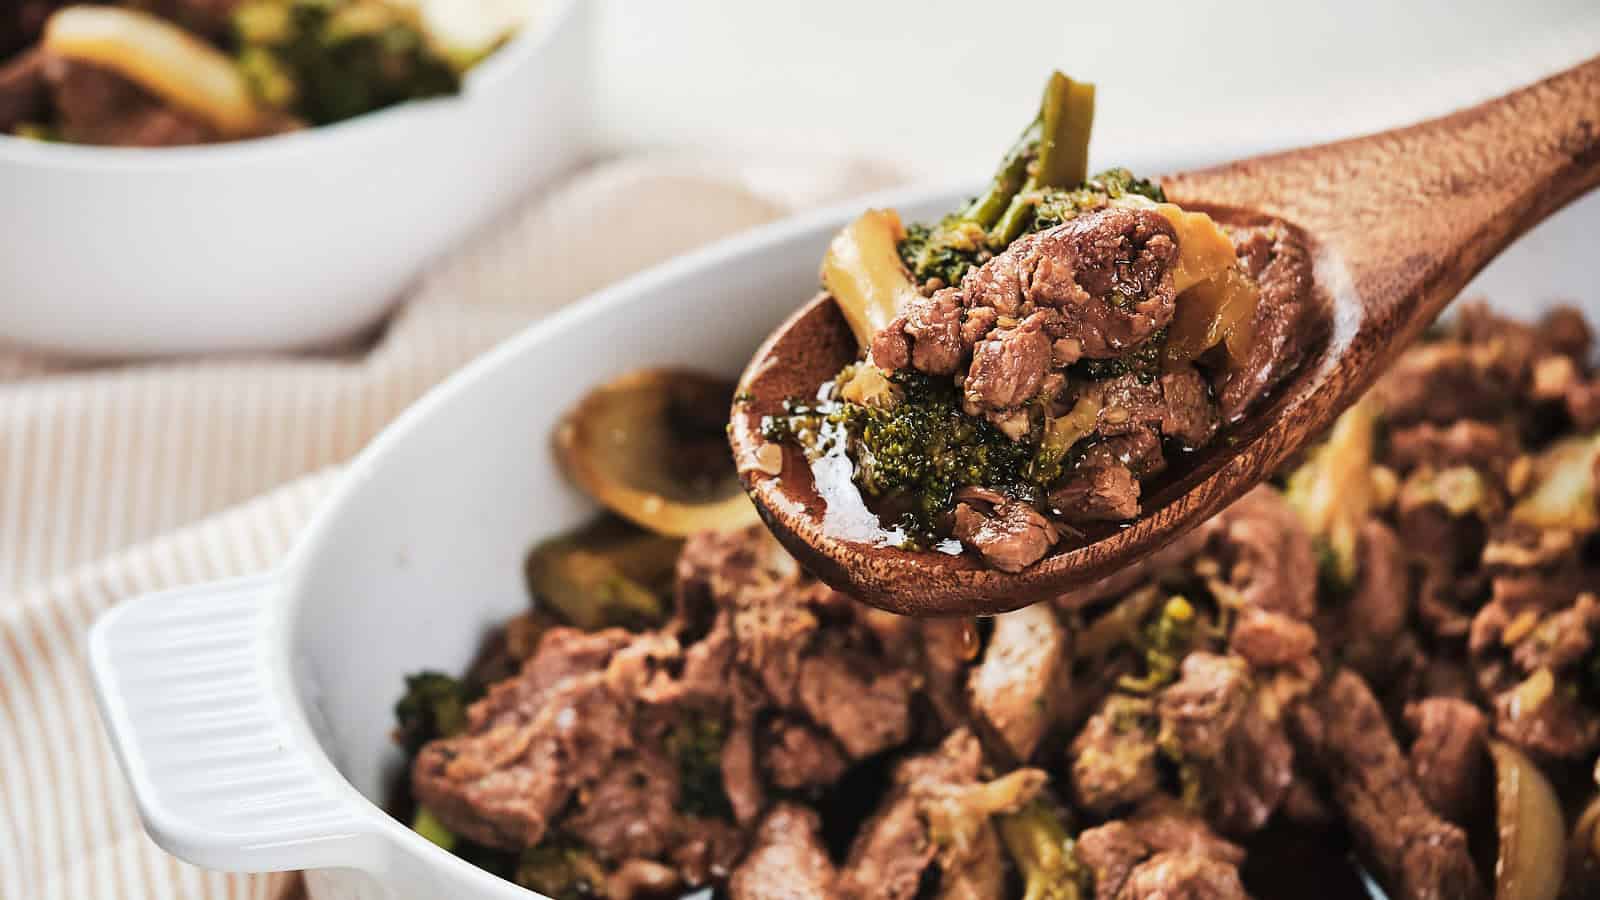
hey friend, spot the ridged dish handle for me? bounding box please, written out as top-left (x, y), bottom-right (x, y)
top-left (90, 574), bottom-right (378, 873)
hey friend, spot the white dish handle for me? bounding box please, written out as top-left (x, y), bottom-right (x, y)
top-left (90, 574), bottom-right (379, 873)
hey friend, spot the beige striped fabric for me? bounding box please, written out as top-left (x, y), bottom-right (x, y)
top-left (0, 154), bottom-right (900, 900)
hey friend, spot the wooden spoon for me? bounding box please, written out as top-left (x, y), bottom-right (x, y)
top-left (729, 56), bottom-right (1600, 617)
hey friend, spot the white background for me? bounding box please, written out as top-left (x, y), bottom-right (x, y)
top-left (591, 0), bottom-right (1600, 181)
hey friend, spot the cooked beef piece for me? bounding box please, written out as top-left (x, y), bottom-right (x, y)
top-left (563, 747), bottom-right (683, 861)
top-left (1387, 420), bottom-right (1520, 479)
top-left (903, 289), bottom-right (967, 375)
top-left (1404, 698), bottom-right (1487, 824)
top-left (728, 803), bottom-right (838, 900)
top-left (1048, 459), bottom-right (1141, 524)
top-left (0, 48), bottom-right (48, 130)
top-left (1229, 607), bottom-right (1317, 669)
top-left (1292, 669), bottom-right (1486, 900)
top-left (1158, 652), bottom-right (1297, 833)
top-left (1157, 653), bottom-right (1251, 759)
top-left (1089, 365), bottom-right (1219, 450)
top-left (968, 602), bottom-right (1068, 761)
top-left (964, 309), bottom-right (1056, 413)
top-left (43, 56), bottom-right (218, 146)
top-left (1374, 342), bottom-right (1519, 427)
top-left (839, 730), bottom-right (1045, 900)
top-left (412, 630), bottom-right (674, 849)
top-left (1077, 806), bottom-right (1246, 900)
top-left (1079, 428), bottom-right (1168, 480)
top-left (1342, 520), bottom-right (1413, 679)
top-left (962, 206), bottom-right (1178, 356)
top-left (1120, 852), bottom-right (1249, 900)
top-left (952, 485), bottom-right (1060, 572)
top-left (1159, 367), bottom-right (1222, 448)
top-left (797, 641), bottom-right (916, 759)
top-left (1216, 222), bottom-right (1313, 419)
top-left (1070, 695), bottom-right (1162, 814)
top-left (1203, 486), bottom-right (1318, 619)
top-left (762, 717), bottom-right (849, 790)
top-left (1469, 583), bottom-right (1600, 759)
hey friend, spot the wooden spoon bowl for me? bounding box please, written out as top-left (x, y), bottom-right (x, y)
top-left (731, 56), bottom-right (1600, 616)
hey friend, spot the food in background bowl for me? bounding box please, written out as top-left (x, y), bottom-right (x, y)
top-left (389, 306), bottom-right (1600, 899)
top-left (0, 0), bottom-right (533, 145)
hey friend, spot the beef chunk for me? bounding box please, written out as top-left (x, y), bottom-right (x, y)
top-left (1120, 852), bottom-right (1248, 900)
top-left (952, 486), bottom-right (1060, 572)
top-left (44, 57), bottom-right (218, 146)
top-left (968, 601), bottom-right (1068, 760)
top-left (1375, 341), bottom-right (1518, 427)
top-left (0, 48), bottom-right (48, 130)
top-left (1404, 698), bottom-right (1487, 824)
top-left (1158, 652), bottom-right (1296, 833)
top-left (1342, 520), bottom-right (1413, 679)
top-left (1469, 586), bottom-right (1600, 759)
top-left (797, 642), bottom-right (915, 759)
top-left (1159, 367), bottom-right (1221, 448)
top-left (840, 730), bottom-right (1044, 900)
top-left (1216, 222), bottom-right (1314, 419)
top-left (761, 717), bottom-right (848, 790)
top-left (1157, 653), bottom-right (1251, 760)
top-left (1387, 420), bottom-right (1520, 479)
top-left (903, 289), bottom-right (967, 375)
top-left (1204, 486), bottom-right (1318, 619)
top-left (1292, 670), bottom-right (1486, 900)
top-left (728, 804), bottom-right (838, 900)
top-left (563, 748), bottom-right (682, 861)
top-left (1080, 428), bottom-right (1168, 480)
top-left (960, 206), bottom-right (1178, 356)
top-left (964, 309), bottom-right (1055, 413)
top-left (1229, 608), bottom-right (1318, 669)
top-left (1095, 372), bottom-right (1167, 437)
top-left (1070, 696), bottom-right (1162, 814)
top-left (1049, 459), bottom-right (1141, 523)
top-left (1077, 807), bottom-right (1246, 900)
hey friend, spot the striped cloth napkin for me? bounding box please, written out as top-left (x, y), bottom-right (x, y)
top-left (0, 154), bottom-right (901, 900)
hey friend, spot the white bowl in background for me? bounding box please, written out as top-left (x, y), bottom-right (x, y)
top-left (87, 173), bottom-right (1600, 897)
top-left (0, 0), bottom-right (589, 359)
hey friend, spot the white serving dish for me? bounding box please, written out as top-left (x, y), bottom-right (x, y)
top-left (0, 0), bottom-right (589, 358)
top-left (87, 170), bottom-right (1600, 897)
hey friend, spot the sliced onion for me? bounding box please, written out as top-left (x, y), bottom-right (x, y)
top-left (44, 6), bottom-right (265, 136)
top-left (1489, 739), bottom-right (1566, 900)
top-left (555, 369), bottom-right (760, 537)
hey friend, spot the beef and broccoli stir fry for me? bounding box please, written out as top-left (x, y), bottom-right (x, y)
top-left (390, 303), bottom-right (1600, 899)
top-left (0, 0), bottom-right (524, 146)
top-left (759, 73), bottom-right (1314, 573)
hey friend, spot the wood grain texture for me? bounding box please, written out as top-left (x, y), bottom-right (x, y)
top-left (729, 55), bottom-right (1600, 617)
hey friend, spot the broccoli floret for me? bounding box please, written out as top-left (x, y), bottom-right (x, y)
top-left (665, 713), bottom-right (732, 820)
top-left (411, 806), bottom-right (456, 851)
top-left (516, 840), bottom-right (608, 899)
top-left (1119, 595), bottom-right (1198, 694)
top-left (394, 671), bottom-right (469, 755)
top-left (898, 217), bottom-right (990, 289)
top-left (1028, 168), bottom-right (1167, 233)
top-left (764, 371), bottom-right (1039, 544)
top-left (997, 800), bottom-right (1088, 900)
top-left (232, 0), bottom-right (460, 125)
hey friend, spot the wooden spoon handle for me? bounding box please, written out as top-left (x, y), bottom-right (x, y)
top-left (1164, 54), bottom-right (1600, 331)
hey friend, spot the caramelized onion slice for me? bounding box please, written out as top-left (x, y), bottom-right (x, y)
top-left (1512, 432), bottom-right (1600, 531)
top-left (1489, 739), bottom-right (1565, 900)
top-left (821, 209), bottom-right (921, 348)
top-left (44, 6), bottom-right (265, 136)
top-left (555, 369), bottom-right (760, 537)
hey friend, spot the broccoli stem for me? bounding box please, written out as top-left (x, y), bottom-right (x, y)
top-left (997, 799), bottom-right (1085, 900)
top-left (991, 71), bottom-right (1097, 246)
top-left (963, 117), bottom-right (1040, 229)
top-left (412, 807), bottom-right (457, 851)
